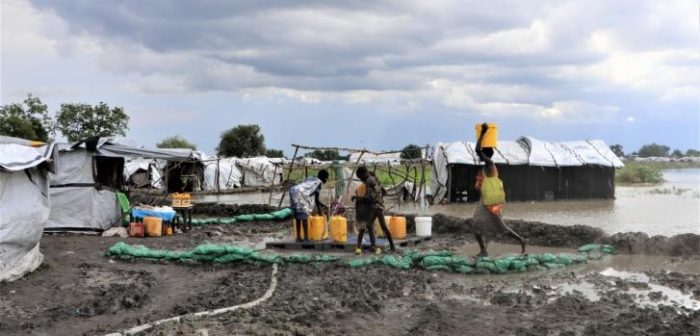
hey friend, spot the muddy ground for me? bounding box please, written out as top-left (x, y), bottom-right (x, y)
top-left (1, 216), bottom-right (699, 335)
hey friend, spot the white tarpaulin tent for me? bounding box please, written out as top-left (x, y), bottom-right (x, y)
top-left (47, 139), bottom-right (199, 231)
top-left (203, 157), bottom-right (242, 190)
top-left (430, 137), bottom-right (623, 203)
top-left (348, 149), bottom-right (429, 166)
top-left (46, 144), bottom-right (122, 231)
top-left (236, 157), bottom-right (283, 187)
top-left (0, 141), bottom-right (54, 282)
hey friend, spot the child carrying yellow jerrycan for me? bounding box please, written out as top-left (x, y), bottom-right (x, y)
top-left (472, 122), bottom-right (528, 258)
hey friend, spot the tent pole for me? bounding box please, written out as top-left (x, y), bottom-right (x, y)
top-left (278, 146), bottom-right (299, 208)
top-left (268, 164), bottom-right (278, 205)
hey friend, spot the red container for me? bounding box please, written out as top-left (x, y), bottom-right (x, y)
top-left (129, 222), bottom-right (144, 237)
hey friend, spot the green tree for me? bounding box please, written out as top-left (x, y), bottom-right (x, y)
top-left (400, 144), bottom-right (423, 160)
top-left (609, 144), bottom-right (624, 157)
top-left (305, 149), bottom-right (342, 161)
top-left (56, 102), bottom-right (129, 142)
top-left (0, 94), bottom-right (52, 141)
top-left (217, 124), bottom-right (266, 157)
top-left (686, 149), bottom-right (700, 157)
top-left (671, 149), bottom-right (683, 158)
top-left (265, 149), bottom-right (285, 158)
top-left (637, 143), bottom-right (670, 157)
top-left (157, 135), bottom-right (197, 150)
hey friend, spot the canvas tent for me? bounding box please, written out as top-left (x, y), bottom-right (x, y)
top-left (203, 157), bottom-right (243, 191)
top-left (431, 137), bottom-right (623, 203)
top-left (0, 138), bottom-right (55, 281)
top-left (236, 157), bottom-right (283, 187)
top-left (46, 138), bottom-right (197, 231)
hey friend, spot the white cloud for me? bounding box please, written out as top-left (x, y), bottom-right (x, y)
top-left (4, 0), bottom-right (697, 127)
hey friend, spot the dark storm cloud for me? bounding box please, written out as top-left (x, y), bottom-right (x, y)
top-left (27, 0), bottom-right (699, 114)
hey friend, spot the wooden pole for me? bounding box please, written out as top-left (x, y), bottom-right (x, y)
top-left (278, 146), bottom-right (299, 208)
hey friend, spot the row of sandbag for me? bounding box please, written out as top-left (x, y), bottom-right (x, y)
top-left (106, 241), bottom-right (338, 264)
top-left (106, 242), bottom-right (614, 275)
top-left (189, 208), bottom-right (292, 226)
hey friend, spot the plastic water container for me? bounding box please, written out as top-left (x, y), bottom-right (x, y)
top-left (143, 216), bottom-right (162, 237)
top-left (128, 222), bottom-right (144, 237)
top-left (309, 216), bottom-right (328, 240)
top-left (292, 216), bottom-right (328, 241)
top-left (374, 216), bottom-right (392, 237)
top-left (474, 123), bottom-right (498, 148)
top-left (389, 216), bottom-right (407, 239)
top-left (415, 217), bottom-right (432, 237)
top-left (330, 216), bottom-right (347, 243)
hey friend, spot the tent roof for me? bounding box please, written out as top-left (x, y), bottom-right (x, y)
top-left (56, 138), bottom-right (200, 162)
top-left (0, 142), bottom-right (55, 172)
top-left (435, 137), bottom-right (623, 168)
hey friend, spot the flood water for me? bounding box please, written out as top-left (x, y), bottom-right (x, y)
top-left (193, 169), bottom-right (700, 236)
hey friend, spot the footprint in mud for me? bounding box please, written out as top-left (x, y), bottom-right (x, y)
top-left (72, 264), bottom-right (154, 317)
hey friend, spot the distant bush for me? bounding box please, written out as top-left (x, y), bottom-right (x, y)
top-left (616, 162), bottom-right (664, 184)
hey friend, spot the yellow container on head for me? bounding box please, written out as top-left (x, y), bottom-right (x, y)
top-left (475, 123), bottom-right (498, 148)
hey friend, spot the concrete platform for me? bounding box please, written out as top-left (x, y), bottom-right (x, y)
top-left (266, 235), bottom-right (432, 252)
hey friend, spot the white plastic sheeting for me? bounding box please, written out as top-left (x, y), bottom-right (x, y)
top-left (520, 137), bottom-right (624, 168)
top-left (124, 158), bottom-right (162, 188)
top-left (236, 157), bottom-right (283, 187)
top-left (0, 142), bottom-right (52, 282)
top-left (46, 147), bottom-right (120, 231)
top-left (203, 158), bottom-right (242, 191)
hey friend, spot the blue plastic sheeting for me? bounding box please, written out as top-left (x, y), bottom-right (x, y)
top-left (131, 207), bottom-right (176, 221)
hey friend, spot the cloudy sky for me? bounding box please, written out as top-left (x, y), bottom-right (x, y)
top-left (1, 0), bottom-right (698, 155)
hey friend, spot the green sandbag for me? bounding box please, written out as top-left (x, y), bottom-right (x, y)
top-left (272, 208), bottom-right (293, 220)
top-left (601, 245), bottom-right (615, 254)
top-left (214, 254), bottom-right (248, 263)
top-left (224, 245), bottom-right (254, 256)
top-left (348, 257), bottom-right (380, 268)
top-left (555, 254), bottom-right (573, 266)
top-left (577, 244), bottom-right (601, 253)
top-left (314, 255), bottom-right (339, 262)
top-left (235, 214), bottom-right (255, 221)
top-left (249, 252), bottom-right (282, 264)
top-left (534, 253), bottom-right (557, 264)
top-left (476, 258), bottom-right (510, 274)
top-left (544, 262), bottom-right (565, 269)
top-left (193, 243), bottom-right (227, 255)
top-left (254, 214), bottom-right (275, 221)
top-left (420, 256), bottom-right (453, 269)
top-left (382, 255), bottom-right (413, 270)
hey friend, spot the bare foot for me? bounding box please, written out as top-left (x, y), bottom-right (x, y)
top-left (520, 238), bottom-right (529, 255)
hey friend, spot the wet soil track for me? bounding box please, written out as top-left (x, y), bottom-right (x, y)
top-left (1, 206), bottom-right (699, 335)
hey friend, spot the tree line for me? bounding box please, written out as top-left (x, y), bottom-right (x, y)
top-left (609, 144), bottom-right (700, 158)
top-left (1, 93), bottom-right (426, 160)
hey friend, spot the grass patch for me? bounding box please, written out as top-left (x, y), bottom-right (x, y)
top-left (625, 160), bottom-right (700, 169)
top-left (616, 162), bottom-right (664, 184)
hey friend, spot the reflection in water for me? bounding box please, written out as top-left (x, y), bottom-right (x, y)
top-left (193, 169), bottom-right (700, 236)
